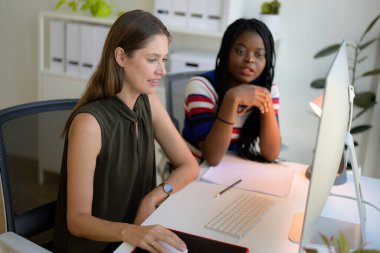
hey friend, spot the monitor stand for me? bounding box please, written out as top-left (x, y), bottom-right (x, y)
top-left (288, 212), bottom-right (362, 249)
top-left (288, 132), bottom-right (366, 251)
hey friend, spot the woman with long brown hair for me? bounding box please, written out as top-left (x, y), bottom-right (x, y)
top-left (52, 10), bottom-right (198, 253)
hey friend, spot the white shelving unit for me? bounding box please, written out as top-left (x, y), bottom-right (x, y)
top-left (38, 11), bottom-right (114, 100)
top-left (38, 10), bottom-right (224, 102)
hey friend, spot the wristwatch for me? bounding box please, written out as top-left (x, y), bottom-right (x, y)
top-left (160, 182), bottom-right (173, 196)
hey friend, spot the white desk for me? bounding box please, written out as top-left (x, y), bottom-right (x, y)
top-left (115, 162), bottom-right (380, 252)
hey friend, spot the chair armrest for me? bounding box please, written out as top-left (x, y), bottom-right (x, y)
top-left (0, 232), bottom-right (51, 253)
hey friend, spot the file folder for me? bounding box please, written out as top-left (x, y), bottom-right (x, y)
top-left (66, 22), bottom-right (80, 76)
top-left (188, 0), bottom-right (205, 29)
top-left (49, 19), bottom-right (65, 73)
top-left (172, 0), bottom-right (188, 28)
top-left (80, 24), bottom-right (97, 78)
top-left (154, 0), bottom-right (172, 25)
top-left (94, 25), bottom-right (109, 69)
top-left (205, 0), bottom-right (222, 31)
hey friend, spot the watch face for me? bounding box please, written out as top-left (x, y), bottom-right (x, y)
top-left (163, 183), bottom-right (173, 194)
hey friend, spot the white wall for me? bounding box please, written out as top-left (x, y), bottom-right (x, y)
top-left (0, 0), bottom-right (55, 108)
top-left (0, 0), bottom-right (379, 178)
top-left (273, 0), bottom-right (380, 179)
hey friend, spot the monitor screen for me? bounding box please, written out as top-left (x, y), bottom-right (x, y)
top-left (288, 41), bottom-right (362, 251)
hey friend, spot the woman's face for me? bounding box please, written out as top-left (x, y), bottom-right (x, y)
top-left (227, 30), bottom-right (266, 87)
top-left (122, 34), bottom-right (169, 97)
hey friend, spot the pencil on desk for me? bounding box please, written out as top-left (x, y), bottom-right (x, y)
top-left (215, 179), bottom-right (242, 198)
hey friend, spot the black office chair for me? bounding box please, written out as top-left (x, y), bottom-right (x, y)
top-left (164, 70), bottom-right (204, 131)
top-left (0, 99), bottom-right (77, 249)
top-left (157, 70), bottom-right (204, 180)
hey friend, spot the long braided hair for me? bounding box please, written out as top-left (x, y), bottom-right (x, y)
top-left (214, 18), bottom-right (276, 161)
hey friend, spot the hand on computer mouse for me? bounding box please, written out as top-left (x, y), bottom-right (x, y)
top-left (158, 241), bottom-right (188, 253)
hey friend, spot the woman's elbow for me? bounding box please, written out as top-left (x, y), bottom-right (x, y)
top-left (67, 214), bottom-right (85, 237)
top-left (261, 147), bottom-right (281, 162)
top-left (204, 156), bottom-right (222, 167)
top-left (188, 158), bottom-right (200, 180)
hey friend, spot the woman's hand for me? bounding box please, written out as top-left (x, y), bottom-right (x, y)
top-left (125, 224), bottom-right (187, 253)
top-left (225, 84), bottom-right (272, 115)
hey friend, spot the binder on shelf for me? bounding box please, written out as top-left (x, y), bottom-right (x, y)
top-left (80, 24), bottom-right (97, 78)
top-left (94, 26), bottom-right (109, 69)
top-left (65, 22), bottom-right (80, 76)
top-left (49, 19), bottom-right (65, 73)
top-left (80, 24), bottom-right (109, 78)
top-left (153, 0), bottom-right (244, 32)
top-left (154, 0), bottom-right (172, 26)
top-left (172, 0), bottom-right (188, 28)
top-left (187, 0), bottom-right (205, 29)
top-left (205, 0), bottom-right (223, 31)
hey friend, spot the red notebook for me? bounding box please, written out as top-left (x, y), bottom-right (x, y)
top-left (132, 228), bottom-right (249, 253)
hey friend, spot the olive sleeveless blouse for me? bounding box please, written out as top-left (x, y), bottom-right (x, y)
top-left (52, 95), bottom-right (156, 253)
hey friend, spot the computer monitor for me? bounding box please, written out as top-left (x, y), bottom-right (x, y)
top-left (288, 41), bottom-right (366, 251)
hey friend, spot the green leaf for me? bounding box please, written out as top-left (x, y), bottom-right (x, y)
top-left (68, 1), bottom-right (77, 12)
top-left (81, 2), bottom-right (92, 10)
top-left (354, 92), bottom-right (376, 107)
top-left (55, 0), bottom-right (66, 9)
top-left (332, 237), bottom-right (341, 252)
top-left (354, 100), bottom-right (377, 120)
top-left (359, 37), bottom-right (379, 51)
top-left (271, 0), bottom-right (281, 14)
top-left (361, 68), bottom-right (380, 77)
top-left (261, 2), bottom-right (272, 14)
top-left (320, 234), bottom-right (332, 247)
top-left (338, 232), bottom-right (350, 253)
top-left (360, 14), bottom-right (380, 42)
top-left (90, 0), bottom-right (111, 17)
top-left (351, 125), bottom-right (372, 134)
top-left (80, 0), bottom-right (97, 10)
top-left (311, 78), bottom-right (326, 89)
top-left (314, 44), bottom-right (341, 58)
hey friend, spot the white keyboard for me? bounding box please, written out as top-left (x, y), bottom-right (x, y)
top-left (205, 193), bottom-right (276, 239)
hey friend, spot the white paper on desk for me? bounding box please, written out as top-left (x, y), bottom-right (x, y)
top-left (201, 154), bottom-right (295, 197)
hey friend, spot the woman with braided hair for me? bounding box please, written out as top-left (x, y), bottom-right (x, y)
top-left (183, 18), bottom-right (281, 165)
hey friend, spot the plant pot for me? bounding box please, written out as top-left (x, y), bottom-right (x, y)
top-left (259, 14), bottom-right (279, 35)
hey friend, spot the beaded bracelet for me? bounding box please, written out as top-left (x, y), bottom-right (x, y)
top-left (216, 116), bottom-right (234, 125)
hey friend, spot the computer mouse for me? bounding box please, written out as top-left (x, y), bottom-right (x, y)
top-left (158, 241), bottom-right (188, 253)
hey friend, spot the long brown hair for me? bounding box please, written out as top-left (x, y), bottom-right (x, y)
top-left (63, 10), bottom-right (171, 135)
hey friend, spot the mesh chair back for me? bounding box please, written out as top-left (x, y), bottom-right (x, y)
top-left (0, 99), bottom-right (77, 246)
top-left (164, 71), bottom-right (203, 131)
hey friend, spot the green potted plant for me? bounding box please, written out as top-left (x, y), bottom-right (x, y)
top-left (310, 14), bottom-right (380, 147)
top-left (304, 232), bottom-right (380, 253)
top-left (55, 0), bottom-right (112, 17)
top-left (259, 0), bottom-right (281, 35)
top-left (261, 0), bottom-right (281, 15)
